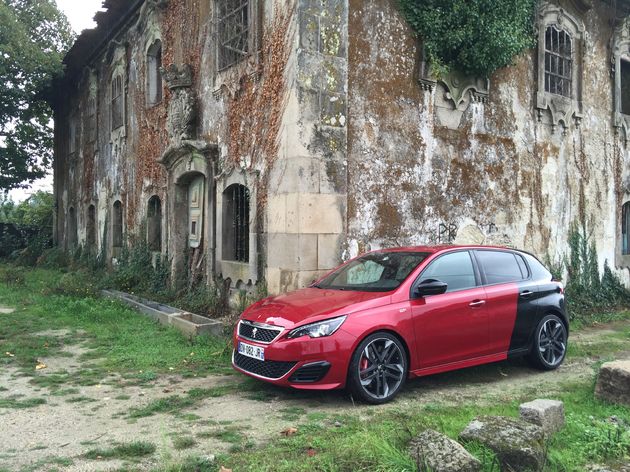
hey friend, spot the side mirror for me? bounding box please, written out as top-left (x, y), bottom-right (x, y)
top-left (414, 279), bottom-right (448, 297)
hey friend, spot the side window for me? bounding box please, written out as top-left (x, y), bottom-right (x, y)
top-left (420, 251), bottom-right (477, 293)
top-left (476, 251), bottom-right (524, 285)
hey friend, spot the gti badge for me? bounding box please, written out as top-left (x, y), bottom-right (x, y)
top-left (252, 328), bottom-right (258, 339)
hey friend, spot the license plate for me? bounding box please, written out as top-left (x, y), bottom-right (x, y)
top-left (238, 341), bottom-right (265, 361)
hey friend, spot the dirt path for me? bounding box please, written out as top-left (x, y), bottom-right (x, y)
top-left (1, 321), bottom-right (629, 472)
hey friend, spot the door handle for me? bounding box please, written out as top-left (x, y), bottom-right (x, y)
top-left (520, 290), bottom-right (533, 298)
top-left (469, 300), bottom-right (486, 308)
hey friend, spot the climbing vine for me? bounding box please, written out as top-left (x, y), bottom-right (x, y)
top-left (398, 0), bottom-right (537, 77)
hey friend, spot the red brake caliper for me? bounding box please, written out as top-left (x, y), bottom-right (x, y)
top-left (360, 357), bottom-right (369, 377)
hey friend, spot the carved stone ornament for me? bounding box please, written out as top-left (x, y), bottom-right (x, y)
top-left (535, 2), bottom-right (585, 133)
top-left (161, 64), bottom-right (195, 142)
top-left (612, 16), bottom-right (630, 144)
top-left (417, 46), bottom-right (489, 110)
top-left (158, 64), bottom-right (216, 168)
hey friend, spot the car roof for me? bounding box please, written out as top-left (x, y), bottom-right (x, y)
top-left (367, 245), bottom-right (516, 254)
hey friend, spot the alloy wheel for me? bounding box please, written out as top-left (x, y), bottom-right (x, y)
top-left (358, 337), bottom-right (405, 400)
top-left (538, 318), bottom-right (566, 367)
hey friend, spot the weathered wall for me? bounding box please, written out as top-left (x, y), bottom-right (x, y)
top-left (347, 0), bottom-right (630, 284)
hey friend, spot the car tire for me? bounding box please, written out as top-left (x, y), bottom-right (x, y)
top-left (347, 332), bottom-right (408, 404)
top-left (526, 314), bottom-right (568, 371)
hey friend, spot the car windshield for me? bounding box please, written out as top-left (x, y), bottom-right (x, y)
top-left (315, 252), bottom-right (430, 292)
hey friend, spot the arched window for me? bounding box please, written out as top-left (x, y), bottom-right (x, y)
top-left (544, 25), bottom-right (572, 98)
top-left (223, 184), bottom-right (249, 262)
top-left (67, 206), bottom-right (77, 248)
top-left (86, 205), bottom-right (96, 248)
top-left (147, 196), bottom-right (162, 252)
top-left (623, 202), bottom-right (630, 255)
top-left (111, 74), bottom-right (124, 130)
top-left (146, 40), bottom-right (163, 106)
top-left (112, 200), bottom-right (123, 248)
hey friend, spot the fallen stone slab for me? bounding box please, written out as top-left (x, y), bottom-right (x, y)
top-left (0, 307), bottom-right (15, 314)
top-left (519, 399), bottom-right (565, 436)
top-left (408, 429), bottom-right (481, 472)
top-left (595, 360), bottom-right (630, 406)
top-left (460, 416), bottom-right (545, 471)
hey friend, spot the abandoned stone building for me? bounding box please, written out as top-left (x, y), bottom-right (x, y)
top-left (53, 0), bottom-right (630, 294)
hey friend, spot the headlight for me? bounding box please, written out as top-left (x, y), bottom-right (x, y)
top-left (287, 316), bottom-right (347, 339)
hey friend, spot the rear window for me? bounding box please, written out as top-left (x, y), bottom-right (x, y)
top-left (476, 250), bottom-right (525, 285)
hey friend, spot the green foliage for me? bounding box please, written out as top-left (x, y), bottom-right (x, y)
top-left (0, 1), bottom-right (73, 190)
top-left (398, 0), bottom-right (537, 77)
top-left (560, 222), bottom-right (630, 321)
top-left (83, 441), bottom-right (156, 460)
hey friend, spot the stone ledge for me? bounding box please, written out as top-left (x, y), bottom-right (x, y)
top-left (101, 290), bottom-right (224, 338)
top-left (595, 360), bottom-right (630, 406)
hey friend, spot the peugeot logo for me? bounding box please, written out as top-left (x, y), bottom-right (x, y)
top-left (252, 328), bottom-right (258, 338)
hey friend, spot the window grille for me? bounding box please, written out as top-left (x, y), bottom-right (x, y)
top-left (87, 205), bottom-right (96, 247)
top-left (544, 26), bottom-right (573, 98)
top-left (111, 75), bottom-right (124, 130)
top-left (224, 184), bottom-right (250, 262)
top-left (113, 201), bottom-right (123, 248)
top-left (147, 196), bottom-right (162, 252)
top-left (217, 0), bottom-right (249, 71)
top-left (623, 202), bottom-right (630, 255)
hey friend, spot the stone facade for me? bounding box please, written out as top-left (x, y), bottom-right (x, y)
top-left (53, 0), bottom-right (630, 294)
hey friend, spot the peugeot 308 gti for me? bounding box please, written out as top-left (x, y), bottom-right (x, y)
top-left (232, 246), bottom-right (568, 403)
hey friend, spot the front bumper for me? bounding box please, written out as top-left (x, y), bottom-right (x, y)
top-left (232, 327), bottom-right (357, 390)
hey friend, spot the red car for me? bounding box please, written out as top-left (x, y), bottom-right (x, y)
top-left (232, 246), bottom-right (568, 403)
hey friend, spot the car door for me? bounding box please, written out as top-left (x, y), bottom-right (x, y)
top-left (410, 250), bottom-right (490, 369)
top-left (474, 250), bottom-right (540, 356)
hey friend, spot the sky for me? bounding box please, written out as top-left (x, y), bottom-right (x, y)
top-left (8, 0), bottom-right (103, 202)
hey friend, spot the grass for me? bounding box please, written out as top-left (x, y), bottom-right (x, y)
top-left (0, 265), bottom-right (232, 384)
top-left (173, 436), bottom-right (196, 450)
top-left (84, 441), bottom-right (156, 460)
top-left (128, 386), bottom-right (232, 418)
top-left (0, 397), bottom-right (46, 409)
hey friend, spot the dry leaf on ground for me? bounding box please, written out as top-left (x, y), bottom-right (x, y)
top-left (280, 427), bottom-right (298, 436)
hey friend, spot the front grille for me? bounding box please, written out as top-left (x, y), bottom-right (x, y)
top-left (234, 352), bottom-right (296, 379)
top-left (238, 321), bottom-right (282, 343)
top-left (289, 362), bottom-right (331, 383)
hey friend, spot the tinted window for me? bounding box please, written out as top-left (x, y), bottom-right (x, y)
top-left (317, 252), bottom-right (429, 292)
top-left (476, 251), bottom-right (524, 284)
top-left (419, 251), bottom-right (477, 292)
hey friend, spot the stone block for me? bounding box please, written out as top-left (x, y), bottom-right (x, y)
top-left (267, 194), bottom-right (287, 233)
top-left (268, 157), bottom-right (319, 195)
top-left (459, 416), bottom-right (545, 471)
top-left (267, 233), bottom-right (300, 270)
top-left (298, 193), bottom-right (344, 234)
top-left (408, 429), bottom-right (481, 472)
top-left (318, 233), bottom-right (341, 270)
top-left (519, 399), bottom-right (565, 436)
top-left (595, 360), bottom-right (630, 406)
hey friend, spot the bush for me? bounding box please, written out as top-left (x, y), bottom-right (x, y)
top-left (37, 247), bottom-right (69, 269)
top-left (49, 271), bottom-right (101, 298)
top-left (559, 222), bottom-right (630, 321)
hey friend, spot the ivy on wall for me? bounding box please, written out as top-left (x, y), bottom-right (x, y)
top-left (398, 0), bottom-right (537, 77)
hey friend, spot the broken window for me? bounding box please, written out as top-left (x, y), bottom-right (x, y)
top-left (223, 184), bottom-right (249, 263)
top-left (111, 74), bottom-right (124, 130)
top-left (67, 207), bottom-right (78, 248)
top-left (87, 204), bottom-right (96, 248)
top-left (147, 196), bottom-right (162, 252)
top-left (621, 60), bottom-right (630, 116)
top-left (68, 116), bottom-right (77, 155)
top-left (544, 26), bottom-right (572, 98)
top-left (217, 0), bottom-right (250, 71)
top-left (146, 40), bottom-right (163, 106)
top-left (113, 200), bottom-right (123, 248)
top-left (623, 202), bottom-right (630, 256)
top-left (87, 97), bottom-right (97, 143)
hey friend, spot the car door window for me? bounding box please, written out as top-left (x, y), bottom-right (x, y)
top-left (476, 250), bottom-right (525, 284)
top-left (419, 251), bottom-right (477, 292)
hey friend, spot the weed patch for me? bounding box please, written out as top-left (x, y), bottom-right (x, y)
top-left (84, 441), bottom-right (156, 460)
top-left (0, 397), bottom-right (46, 409)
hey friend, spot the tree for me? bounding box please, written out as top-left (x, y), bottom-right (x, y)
top-left (0, 0), bottom-right (73, 191)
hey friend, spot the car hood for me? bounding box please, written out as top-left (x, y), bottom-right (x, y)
top-left (242, 288), bottom-right (391, 328)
